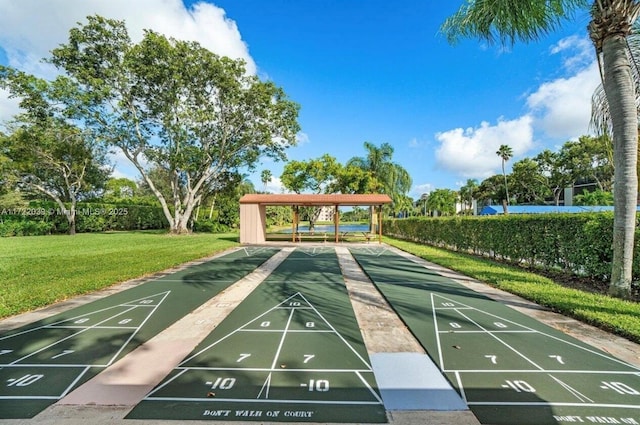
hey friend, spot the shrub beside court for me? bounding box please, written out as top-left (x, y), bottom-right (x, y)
top-left (384, 213), bottom-right (640, 283)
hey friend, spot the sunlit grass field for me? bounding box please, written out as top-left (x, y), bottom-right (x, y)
top-left (0, 231), bottom-right (239, 318)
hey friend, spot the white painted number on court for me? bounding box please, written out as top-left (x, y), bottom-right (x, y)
top-left (7, 374), bottom-right (44, 387)
top-left (303, 354), bottom-right (315, 364)
top-left (236, 353), bottom-right (251, 362)
top-left (206, 377), bottom-right (236, 390)
top-left (260, 321), bottom-right (271, 327)
top-left (450, 322), bottom-right (461, 329)
top-left (549, 355), bottom-right (565, 364)
top-left (307, 379), bottom-right (329, 392)
top-left (493, 322), bottom-right (508, 328)
top-left (502, 380), bottom-right (536, 393)
top-left (305, 322), bottom-right (315, 328)
top-left (74, 318), bottom-right (89, 324)
top-left (600, 381), bottom-right (640, 395)
top-left (485, 355), bottom-right (498, 364)
top-left (51, 350), bottom-right (75, 359)
top-left (441, 303), bottom-right (455, 307)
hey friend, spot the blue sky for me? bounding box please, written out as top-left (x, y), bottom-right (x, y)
top-left (0, 1), bottom-right (599, 198)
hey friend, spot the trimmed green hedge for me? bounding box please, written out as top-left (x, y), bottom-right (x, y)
top-left (384, 213), bottom-right (640, 282)
top-left (0, 201), bottom-right (167, 236)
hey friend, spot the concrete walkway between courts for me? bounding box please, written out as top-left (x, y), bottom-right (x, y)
top-left (0, 243), bottom-right (638, 425)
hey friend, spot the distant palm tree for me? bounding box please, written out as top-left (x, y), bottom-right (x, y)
top-left (459, 178), bottom-right (478, 214)
top-left (496, 144), bottom-right (513, 210)
top-left (260, 169), bottom-right (272, 192)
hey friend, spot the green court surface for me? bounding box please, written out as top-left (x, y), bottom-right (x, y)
top-left (127, 246), bottom-right (387, 423)
top-left (350, 246), bottom-right (640, 425)
top-left (0, 247), bottom-right (278, 419)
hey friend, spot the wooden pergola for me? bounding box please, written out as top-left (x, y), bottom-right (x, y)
top-left (239, 194), bottom-right (392, 244)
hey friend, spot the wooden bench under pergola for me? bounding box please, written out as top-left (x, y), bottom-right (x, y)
top-left (238, 194), bottom-right (392, 244)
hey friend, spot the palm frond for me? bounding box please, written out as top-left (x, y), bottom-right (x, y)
top-left (441, 0), bottom-right (589, 45)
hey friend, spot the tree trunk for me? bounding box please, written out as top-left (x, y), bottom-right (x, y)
top-left (171, 214), bottom-right (191, 234)
top-left (602, 34), bottom-right (638, 299)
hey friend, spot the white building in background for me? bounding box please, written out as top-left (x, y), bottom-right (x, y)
top-left (316, 206), bottom-right (335, 222)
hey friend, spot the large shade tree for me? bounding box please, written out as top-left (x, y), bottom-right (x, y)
top-left (510, 158), bottom-right (551, 204)
top-left (43, 15), bottom-right (299, 234)
top-left (442, 0), bottom-right (639, 298)
top-left (280, 154), bottom-right (342, 232)
top-left (0, 71), bottom-right (111, 235)
top-left (534, 149), bottom-right (574, 206)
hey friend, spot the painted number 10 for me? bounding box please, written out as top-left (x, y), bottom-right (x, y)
top-left (308, 379), bottom-right (330, 392)
top-left (7, 374), bottom-right (44, 387)
top-left (502, 380), bottom-right (536, 393)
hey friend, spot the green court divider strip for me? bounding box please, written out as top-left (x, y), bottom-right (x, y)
top-left (127, 247), bottom-right (388, 423)
top-left (350, 247), bottom-right (640, 425)
top-left (0, 247), bottom-right (279, 419)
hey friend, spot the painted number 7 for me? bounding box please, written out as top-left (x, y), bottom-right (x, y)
top-left (303, 354), bottom-right (315, 364)
top-left (236, 353), bottom-right (251, 362)
top-left (485, 355), bottom-right (498, 364)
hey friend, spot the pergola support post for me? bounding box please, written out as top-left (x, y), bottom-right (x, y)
top-left (377, 205), bottom-right (383, 244)
top-left (334, 205), bottom-right (339, 243)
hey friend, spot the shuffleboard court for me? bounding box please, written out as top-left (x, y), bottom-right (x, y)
top-left (350, 246), bottom-right (640, 425)
top-left (0, 247), bottom-right (278, 419)
top-left (127, 247), bottom-right (387, 423)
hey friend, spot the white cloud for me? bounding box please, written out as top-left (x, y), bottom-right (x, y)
top-left (296, 132), bottom-right (310, 145)
top-left (0, 88), bottom-right (20, 129)
top-left (411, 183), bottom-right (433, 198)
top-left (0, 0), bottom-right (254, 73)
top-left (0, 0), bottom-right (255, 124)
top-left (550, 35), bottom-right (593, 72)
top-left (435, 116), bottom-right (534, 179)
top-left (433, 35), bottom-right (599, 181)
top-left (264, 176), bottom-right (286, 194)
top-left (526, 61), bottom-right (600, 139)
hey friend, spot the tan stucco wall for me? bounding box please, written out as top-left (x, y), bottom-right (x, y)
top-left (239, 204), bottom-right (266, 244)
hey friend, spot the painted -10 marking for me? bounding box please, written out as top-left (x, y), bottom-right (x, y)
top-left (7, 374), bottom-right (44, 387)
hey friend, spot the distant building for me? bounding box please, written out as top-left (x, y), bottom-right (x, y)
top-left (316, 205), bottom-right (335, 221)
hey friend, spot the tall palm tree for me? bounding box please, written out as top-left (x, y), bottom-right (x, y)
top-left (496, 144), bottom-right (513, 210)
top-left (442, 1), bottom-right (639, 299)
top-left (347, 141), bottom-right (412, 196)
top-left (347, 141), bottom-right (412, 228)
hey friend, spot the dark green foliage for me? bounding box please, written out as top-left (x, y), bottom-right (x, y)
top-left (384, 212), bottom-right (638, 282)
top-left (0, 201), bottom-right (167, 236)
top-left (192, 218), bottom-right (229, 233)
top-left (0, 219), bottom-right (54, 237)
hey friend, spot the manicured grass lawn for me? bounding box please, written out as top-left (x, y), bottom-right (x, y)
top-left (0, 231), bottom-right (239, 319)
top-left (384, 237), bottom-right (640, 344)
